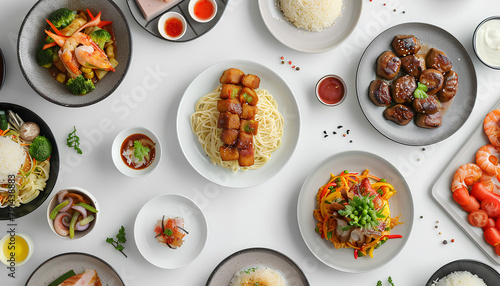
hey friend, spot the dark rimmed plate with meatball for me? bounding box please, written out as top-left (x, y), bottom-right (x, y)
top-left (356, 22), bottom-right (477, 146)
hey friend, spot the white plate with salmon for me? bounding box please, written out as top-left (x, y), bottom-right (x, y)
top-left (25, 252), bottom-right (124, 286)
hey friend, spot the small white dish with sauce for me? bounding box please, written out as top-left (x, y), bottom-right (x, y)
top-left (188, 0), bottom-right (217, 23)
top-left (157, 12), bottom-right (187, 40)
top-left (473, 16), bottom-right (500, 69)
top-left (111, 127), bottom-right (162, 177)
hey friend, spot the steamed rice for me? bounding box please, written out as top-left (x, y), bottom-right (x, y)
top-left (229, 266), bottom-right (286, 286)
top-left (279, 0), bottom-right (343, 32)
top-left (0, 136), bottom-right (25, 181)
top-left (431, 271), bottom-right (487, 286)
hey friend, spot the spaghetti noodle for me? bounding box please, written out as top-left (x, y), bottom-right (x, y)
top-left (191, 85), bottom-right (284, 172)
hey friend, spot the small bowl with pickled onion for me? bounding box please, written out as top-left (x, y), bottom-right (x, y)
top-left (158, 12), bottom-right (187, 40)
top-left (111, 126), bottom-right (162, 177)
top-left (46, 187), bottom-right (99, 240)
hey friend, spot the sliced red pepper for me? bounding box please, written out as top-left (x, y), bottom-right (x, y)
top-left (320, 182), bottom-right (337, 199)
top-left (322, 214), bottom-right (329, 240)
top-left (46, 19), bottom-right (65, 36)
top-left (87, 9), bottom-right (94, 20)
top-left (385, 234), bottom-right (403, 239)
top-left (98, 21), bottom-right (113, 28)
top-left (43, 41), bottom-right (57, 50)
top-left (354, 249), bottom-right (358, 259)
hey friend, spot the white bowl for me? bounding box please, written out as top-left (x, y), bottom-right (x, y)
top-left (47, 187), bottom-right (99, 240)
top-left (188, 0), bottom-right (217, 23)
top-left (157, 12), bottom-right (187, 40)
top-left (0, 233), bottom-right (34, 266)
top-left (111, 127), bottom-right (162, 177)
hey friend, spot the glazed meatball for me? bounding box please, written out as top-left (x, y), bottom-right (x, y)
top-left (376, 51), bottom-right (401, 80)
top-left (415, 112), bottom-right (442, 129)
top-left (426, 48), bottom-right (452, 73)
top-left (401, 54), bottom-right (426, 78)
top-left (438, 70), bottom-right (459, 102)
top-left (413, 95), bottom-right (441, 114)
top-left (369, 80), bottom-right (391, 107)
top-left (391, 75), bottom-right (417, 104)
top-left (392, 35), bottom-right (421, 57)
top-left (383, 104), bottom-right (415, 125)
top-left (419, 69), bottom-right (444, 96)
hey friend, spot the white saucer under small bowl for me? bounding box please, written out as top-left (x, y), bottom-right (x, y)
top-left (134, 193), bottom-right (208, 269)
top-left (158, 12), bottom-right (187, 40)
top-left (111, 127), bottom-right (162, 177)
top-left (188, 0), bottom-right (217, 23)
top-left (46, 187), bottom-right (99, 240)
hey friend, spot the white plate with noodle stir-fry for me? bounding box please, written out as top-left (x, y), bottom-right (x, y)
top-left (297, 151), bottom-right (413, 273)
top-left (0, 103), bottom-right (59, 219)
top-left (177, 59), bottom-right (301, 188)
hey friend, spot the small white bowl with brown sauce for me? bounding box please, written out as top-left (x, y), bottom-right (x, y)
top-left (111, 127), bottom-right (162, 177)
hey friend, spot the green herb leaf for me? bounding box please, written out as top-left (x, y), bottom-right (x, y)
top-left (66, 126), bottom-right (82, 154)
top-left (164, 228), bottom-right (174, 236)
top-left (377, 281), bottom-right (382, 286)
top-left (388, 276), bottom-right (395, 286)
top-left (413, 82), bottom-right (428, 99)
top-left (106, 226), bottom-right (127, 258)
top-left (133, 140), bottom-right (150, 161)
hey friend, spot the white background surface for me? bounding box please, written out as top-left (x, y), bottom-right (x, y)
top-left (2, 0), bottom-right (500, 285)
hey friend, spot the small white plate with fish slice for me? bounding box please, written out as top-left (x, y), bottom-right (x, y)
top-left (134, 193), bottom-right (208, 269)
top-left (26, 252), bottom-right (124, 286)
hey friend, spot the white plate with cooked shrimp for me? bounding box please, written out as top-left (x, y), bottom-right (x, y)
top-left (134, 193), bottom-right (208, 269)
top-left (431, 102), bottom-right (500, 265)
top-left (297, 150), bottom-right (414, 273)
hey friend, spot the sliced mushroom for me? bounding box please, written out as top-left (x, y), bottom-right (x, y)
top-left (19, 122), bottom-right (40, 142)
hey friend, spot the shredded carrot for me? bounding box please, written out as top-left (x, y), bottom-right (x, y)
top-left (367, 174), bottom-right (381, 181)
top-left (45, 20), bottom-right (65, 36)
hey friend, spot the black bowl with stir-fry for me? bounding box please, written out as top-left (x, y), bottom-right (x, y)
top-left (17, 0), bottom-right (132, 107)
top-left (0, 102), bottom-right (59, 219)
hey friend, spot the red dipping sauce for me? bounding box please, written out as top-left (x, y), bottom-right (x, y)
top-left (316, 75), bottom-right (346, 106)
top-left (165, 17), bottom-right (184, 38)
top-left (194, 0), bottom-right (215, 21)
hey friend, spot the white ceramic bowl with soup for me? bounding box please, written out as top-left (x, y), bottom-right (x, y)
top-left (47, 187), bottom-right (99, 240)
top-left (112, 127), bottom-right (162, 177)
top-left (473, 16), bottom-right (500, 69)
top-left (0, 233), bottom-right (33, 266)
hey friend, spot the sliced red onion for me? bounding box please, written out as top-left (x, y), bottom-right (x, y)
top-left (58, 190), bottom-right (69, 204)
top-left (75, 220), bottom-right (90, 231)
top-left (62, 215), bottom-right (71, 228)
top-left (59, 198), bottom-right (73, 213)
top-left (71, 205), bottom-right (87, 218)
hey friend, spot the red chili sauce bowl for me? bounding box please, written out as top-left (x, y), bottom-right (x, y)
top-left (315, 75), bottom-right (347, 106)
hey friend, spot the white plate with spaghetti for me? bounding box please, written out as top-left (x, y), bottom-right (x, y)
top-left (177, 59), bottom-right (301, 188)
top-left (258, 0), bottom-right (362, 53)
top-left (134, 193), bottom-right (208, 269)
top-left (297, 151), bottom-right (414, 273)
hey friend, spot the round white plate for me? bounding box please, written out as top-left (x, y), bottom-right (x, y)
top-left (177, 59), bottom-right (301, 188)
top-left (206, 248), bottom-right (309, 286)
top-left (26, 252), bottom-right (124, 286)
top-left (258, 0), bottom-right (362, 53)
top-left (297, 151), bottom-right (414, 273)
top-left (134, 193), bottom-right (208, 269)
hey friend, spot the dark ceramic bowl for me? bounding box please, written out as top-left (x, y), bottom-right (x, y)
top-left (0, 102), bottom-right (59, 219)
top-left (0, 49), bottom-right (5, 93)
top-left (17, 0), bottom-right (132, 107)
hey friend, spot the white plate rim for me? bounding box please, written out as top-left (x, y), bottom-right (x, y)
top-left (176, 59), bottom-right (301, 188)
top-left (297, 150), bottom-right (414, 273)
top-left (257, 0), bottom-right (362, 53)
top-left (25, 252), bottom-right (124, 286)
top-left (133, 193), bottom-right (208, 269)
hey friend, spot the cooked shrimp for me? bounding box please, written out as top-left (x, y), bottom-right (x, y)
top-left (451, 163), bottom-right (482, 192)
top-left (480, 173), bottom-right (500, 196)
top-left (476, 144), bottom-right (500, 175)
top-left (484, 109), bottom-right (500, 147)
top-left (75, 45), bottom-right (115, 71)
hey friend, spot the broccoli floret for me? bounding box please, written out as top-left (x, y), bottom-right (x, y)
top-left (90, 29), bottom-right (111, 50)
top-left (35, 46), bottom-right (54, 68)
top-left (29, 135), bottom-right (52, 162)
top-left (48, 8), bottom-right (76, 29)
top-left (66, 75), bottom-right (95, 95)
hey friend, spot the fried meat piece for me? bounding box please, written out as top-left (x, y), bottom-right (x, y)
top-left (415, 112), bottom-right (442, 128)
top-left (217, 112), bottom-right (240, 129)
top-left (419, 69), bottom-right (444, 96)
top-left (220, 84), bottom-right (242, 100)
top-left (241, 104), bottom-right (258, 120)
top-left (220, 68), bottom-right (244, 84)
top-left (240, 119), bottom-right (259, 135)
top-left (241, 74), bottom-right (260, 89)
top-left (426, 48), bottom-right (452, 73)
top-left (391, 75), bottom-right (417, 104)
top-left (392, 35), bottom-right (421, 57)
top-left (217, 98), bottom-right (242, 115)
top-left (369, 80), bottom-right (391, 107)
top-left (376, 51), bottom-right (401, 80)
top-left (438, 70), bottom-right (458, 102)
top-left (383, 104), bottom-right (415, 125)
top-left (221, 129), bottom-right (239, 145)
top-left (236, 132), bottom-right (253, 150)
top-left (239, 87), bottom-right (258, 106)
top-left (238, 148), bottom-right (254, 167)
top-left (413, 95), bottom-right (441, 114)
top-left (401, 54), bottom-right (426, 78)
top-left (220, 145), bottom-right (239, 161)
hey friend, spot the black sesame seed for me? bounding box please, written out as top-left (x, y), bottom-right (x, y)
top-left (323, 130), bottom-right (327, 134)
top-left (420, 215), bottom-right (423, 219)
top-left (337, 125), bottom-right (343, 129)
top-left (443, 240), bottom-right (448, 245)
top-left (347, 130), bottom-right (350, 134)
top-left (333, 131), bottom-right (337, 135)
top-left (422, 147), bottom-right (426, 151)
top-left (324, 135), bottom-right (328, 138)
top-left (349, 140), bottom-right (353, 143)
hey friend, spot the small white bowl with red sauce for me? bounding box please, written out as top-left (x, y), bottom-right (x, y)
top-left (315, 75), bottom-right (347, 106)
top-left (158, 12), bottom-right (187, 40)
top-left (111, 127), bottom-right (162, 177)
top-left (188, 0), bottom-right (217, 23)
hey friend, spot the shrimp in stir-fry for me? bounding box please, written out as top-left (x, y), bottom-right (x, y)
top-left (480, 173), bottom-right (500, 196)
top-left (484, 109), bottom-right (500, 147)
top-left (451, 163), bottom-right (482, 192)
top-left (476, 144), bottom-right (500, 175)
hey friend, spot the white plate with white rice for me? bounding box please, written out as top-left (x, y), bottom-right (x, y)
top-left (258, 0), bottom-right (362, 53)
top-left (426, 259), bottom-right (500, 286)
